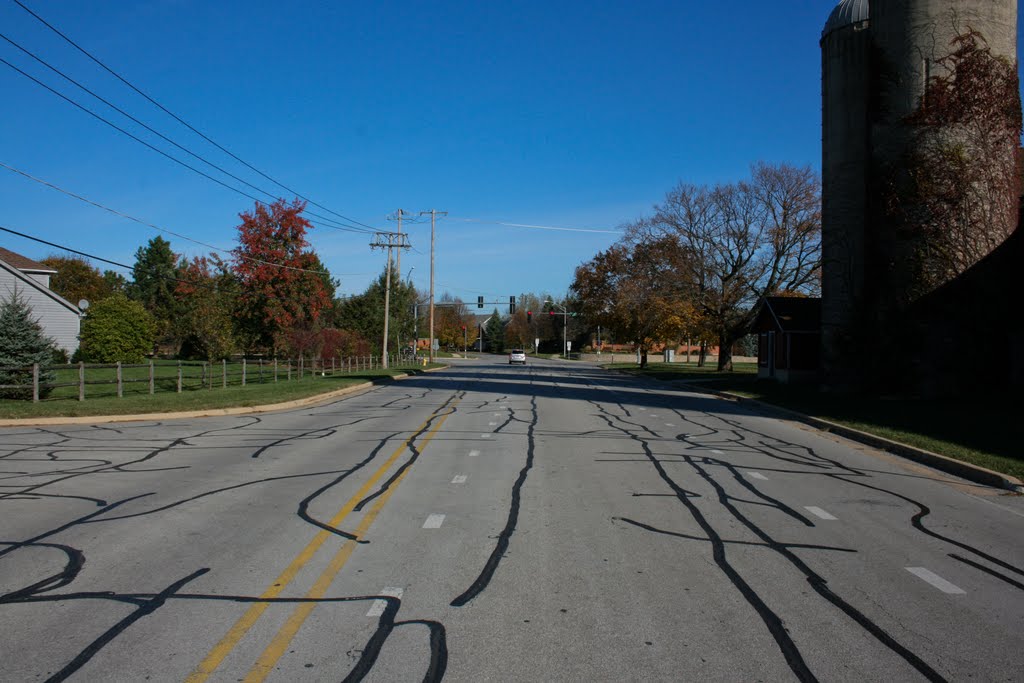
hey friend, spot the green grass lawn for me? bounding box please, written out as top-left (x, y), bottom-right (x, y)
top-left (0, 364), bottom-right (442, 419)
top-left (610, 361), bottom-right (1024, 481)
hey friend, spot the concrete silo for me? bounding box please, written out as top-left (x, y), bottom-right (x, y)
top-left (820, 0), bottom-right (871, 386)
top-left (820, 0), bottom-right (1020, 392)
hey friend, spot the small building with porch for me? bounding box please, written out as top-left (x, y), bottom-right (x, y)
top-left (754, 296), bottom-right (821, 383)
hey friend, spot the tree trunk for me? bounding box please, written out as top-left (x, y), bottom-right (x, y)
top-left (698, 341), bottom-right (707, 367)
top-left (639, 345), bottom-right (648, 368)
top-left (717, 332), bottom-right (734, 371)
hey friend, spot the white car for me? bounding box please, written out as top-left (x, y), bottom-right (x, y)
top-left (508, 349), bottom-right (526, 365)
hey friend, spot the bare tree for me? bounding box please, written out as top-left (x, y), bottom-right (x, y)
top-left (636, 162), bottom-right (821, 370)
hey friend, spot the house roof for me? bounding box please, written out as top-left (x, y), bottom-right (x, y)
top-left (0, 246), bottom-right (57, 274)
top-left (0, 258), bottom-right (81, 315)
top-left (756, 296), bottom-right (822, 333)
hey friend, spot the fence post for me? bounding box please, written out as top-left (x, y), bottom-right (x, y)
top-left (242, 357), bottom-right (247, 387)
top-left (32, 363), bottom-right (39, 403)
top-left (299, 356), bottom-right (304, 379)
top-left (79, 361), bottom-right (85, 401)
top-left (149, 360), bottom-right (155, 395)
top-left (202, 362), bottom-right (207, 389)
top-left (274, 358), bottom-right (278, 383)
top-left (259, 358), bottom-right (264, 384)
top-left (222, 359), bottom-right (227, 388)
top-left (177, 361), bottom-right (183, 393)
top-left (117, 361), bottom-right (123, 398)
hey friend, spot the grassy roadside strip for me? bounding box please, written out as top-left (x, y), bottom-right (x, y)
top-left (608, 362), bottom-right (1024, 483)
top-left (0, 365), bottom-right (445, 420)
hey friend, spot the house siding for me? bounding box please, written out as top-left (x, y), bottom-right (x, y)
top-left (0, 265), bottom-right (80, 355)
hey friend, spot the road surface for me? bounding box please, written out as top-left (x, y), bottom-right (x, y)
top-left (1, 355), bottom-right (1022, 681)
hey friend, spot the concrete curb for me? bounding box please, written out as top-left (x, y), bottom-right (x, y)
top-left (675, 381), bottom-right (1024, 494)
top-left (0, 365), bottom-right (450, 427)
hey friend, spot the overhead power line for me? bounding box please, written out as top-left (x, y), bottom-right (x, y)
top-left (10, 0), bottom-right (379, 232)
top-left (0, 52), bottom-right (374, 235)
top-left (0, 160), bottom-right (340, 275)
top-left (0, 30), bottom-right (374, 234)
top-left (0, 223), bottom-right (223, 293)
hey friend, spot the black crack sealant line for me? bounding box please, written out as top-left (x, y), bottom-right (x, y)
top-left (686, 409), bottom-right (1024, 588)
top-left (42, 568), bottom-right (210, 683)
top-left (340, 597), bottom-right (449, 683)
top-left (589, 402), bottom-right (817, 682)
top-left (450, 394), bottom-right (538, 607)
top-left (4, 569), bottom-right (448, 683)
top-left (598, 401), bottom-right (950, 682)
top-left (0, 395), bottom-right (458, 682)
top-left (684, 452), bottom-right (948, 682)
top-left (353, 391), bottom-right (463, 513)
top-left (830, 476), bottom-right (1024, 582)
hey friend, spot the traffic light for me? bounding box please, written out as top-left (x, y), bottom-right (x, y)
top-left (527, 311), bottom-right (532, 323)
top-left (509, 296), bottom-right (516, 314)
top-left (477, 296), bottom-right (484, 309)
top-left (549, 310), bottom-right (555, 316)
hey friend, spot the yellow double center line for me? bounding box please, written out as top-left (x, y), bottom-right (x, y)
top-left (187, 397), bottom-right (459, 682)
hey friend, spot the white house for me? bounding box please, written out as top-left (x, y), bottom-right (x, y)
top-left (0, 247), bottom-right (82, 355)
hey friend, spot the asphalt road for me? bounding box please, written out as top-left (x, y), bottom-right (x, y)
top-left (1, 355), bottom-right (1022, 682)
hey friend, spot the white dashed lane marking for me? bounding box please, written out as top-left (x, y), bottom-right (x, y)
top-left (747, 472), bottom-right (768, 480)
top-left (712, 450), bottom-right (724, 455)
top-left (468, 450), bottom-right (480, 457)
top-left (481, 434), bottom-right (491, 439)
top-left (451, 474), bottom-right (468, 484)
top-left (804, 506), bottom-right (838, 521)
top-left (906, 567), bottom-right (966, 594)
top-left (488, 422), bottom-right (498, 426)
top-left (366, 587), bottom-right (404, 617)
top-left (423, 514), bottom-right (446, 529)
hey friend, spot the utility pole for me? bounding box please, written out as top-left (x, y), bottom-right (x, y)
top-left (419, 209), bottom-right (447, 362)
top-left (370, 231), bottom-right (411, 368)
top-left (389, 209), bottom-right (409, 278)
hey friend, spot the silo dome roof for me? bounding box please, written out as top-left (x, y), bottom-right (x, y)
top-left (822, 0), bottom-right (869, 38)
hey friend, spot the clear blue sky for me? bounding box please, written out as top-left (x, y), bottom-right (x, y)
top-left (1, 1), bottom-right (1021, 305)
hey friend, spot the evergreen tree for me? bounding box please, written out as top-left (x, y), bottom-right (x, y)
top-left (485, 308), bottom-right (505, 353)
top-left (128, 236), bottom-right (180, 352)
top-left (334, 270), bottom-right (418, 354)
top-left (0, 289), bottom-right (57, 399)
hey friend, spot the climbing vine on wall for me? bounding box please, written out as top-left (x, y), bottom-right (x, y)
top-left (889, 28), bottom-right (1022, 299)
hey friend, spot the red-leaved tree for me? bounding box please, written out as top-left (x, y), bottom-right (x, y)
top-left (232, 199), bottom-right (334, 355)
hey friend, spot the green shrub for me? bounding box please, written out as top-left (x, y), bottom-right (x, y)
top-left (0, 289), bottom-right (57, 399)
top-left (79, 293), bottom-right (156, 363)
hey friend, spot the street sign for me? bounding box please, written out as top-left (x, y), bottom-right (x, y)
top-left (432, 338), bottom-right (439, 350)
top-left (534, 337), bottom-right (540, 351)
top-left (567, 341), bottom-right (572, 351)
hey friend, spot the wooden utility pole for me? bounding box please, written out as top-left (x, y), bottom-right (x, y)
top-left (370, 231), bottom-right (411, 368)
top-left (419, 209), bottom-right (447, 362)
top-left (390, 209), bottom-right (408, 277)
